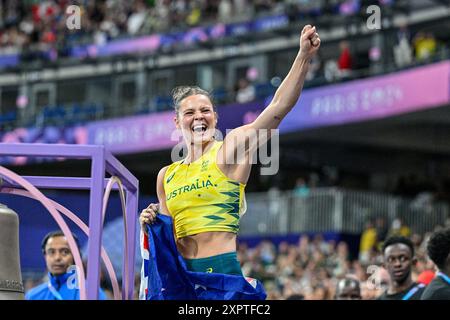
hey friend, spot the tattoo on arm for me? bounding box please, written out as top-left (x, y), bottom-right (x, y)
top-left (274, 116), bottom-right (281, 121)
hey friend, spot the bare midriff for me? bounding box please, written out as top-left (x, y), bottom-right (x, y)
top-left (176, 231), bottom-right (237, 259)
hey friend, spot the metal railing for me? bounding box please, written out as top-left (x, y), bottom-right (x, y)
top-left (239, 188), bottom-right (450, 236)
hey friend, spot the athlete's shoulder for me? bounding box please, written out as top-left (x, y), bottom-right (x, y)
top-left (424, 277), bottom-right (450, 299)
top-left (166, 158), bottom-right (184, 170)
top-left (157, 165), bottom-right (170, 185)
top-left (159, 165), bottom-right (171, 174)
top-left (421, 287), bottom-right (450, 300)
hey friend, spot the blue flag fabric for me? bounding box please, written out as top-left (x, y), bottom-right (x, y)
top-left (139, 214), bottom-right (266, 300)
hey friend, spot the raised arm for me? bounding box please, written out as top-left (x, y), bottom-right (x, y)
top-left (220, 25), bottom-right (320, 167)
top-left (250, 24), bottom-right (320, 131)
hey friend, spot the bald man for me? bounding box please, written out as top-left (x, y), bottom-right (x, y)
top-left (335, 277), bottom-right (362, 300)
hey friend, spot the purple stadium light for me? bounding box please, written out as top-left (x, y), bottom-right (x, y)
top-left (0, 143), bottom-right (139, 300)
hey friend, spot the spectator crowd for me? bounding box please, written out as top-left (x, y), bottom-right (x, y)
top-left (0, 0), bottom-right (306, 54)
top-left (235, 221), bottom-right (449, 300)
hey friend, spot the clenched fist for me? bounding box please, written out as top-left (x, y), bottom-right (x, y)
top-left (298, 25), bottom-right (321, 61)
top-left (139, 203), bottom-right (159, 234)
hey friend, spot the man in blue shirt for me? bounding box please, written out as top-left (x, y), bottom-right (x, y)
top-left (26, 231), bottom-right (106, 300)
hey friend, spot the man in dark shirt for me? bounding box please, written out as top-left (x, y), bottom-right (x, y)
top-left (377, 236), bottom-right (425, 300)
top-left (421, 227), bottom-right (450, 300)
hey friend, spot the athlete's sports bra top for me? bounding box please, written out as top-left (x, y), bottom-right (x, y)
top-left (163, 140), bottom-right (247, 239)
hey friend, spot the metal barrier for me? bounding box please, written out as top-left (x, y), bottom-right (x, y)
top-left (239, 188), bottom-right (449, 236)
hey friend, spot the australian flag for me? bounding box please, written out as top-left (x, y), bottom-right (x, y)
top-left (139, 214), bottom-right (266, 300)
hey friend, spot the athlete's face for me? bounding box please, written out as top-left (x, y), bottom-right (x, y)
top-left (44, 236), bottom-right (74, 276)
top-left (175, 94), bottom-right (218, 145)
top-left (384, 244), bottom-right (415, 284)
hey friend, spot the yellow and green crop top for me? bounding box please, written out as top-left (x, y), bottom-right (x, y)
top-left (163, 140), bottom-right (247, 239)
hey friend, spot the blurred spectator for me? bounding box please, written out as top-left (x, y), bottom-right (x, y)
top-left (312, 234), bottom-right (330, 254)
top-left (375, 216), bottom-right (388, 246)
top-left (170, 0), bottom-right (189, 29)
top-left (186, 0), bottom-right (203, 26)
top-left (297, 234), bottom-right (311, 258)
top-left (312, 284), bottom-right (331, 300)
top-left (388, 218), bottom-right (411, 238)
top-left (235, 78), bottom-right (256, 103)
top-left (218, 0), bottom-right (233, 23)
top-left (21, 225), bottom-right (445, 300)
top-left (233, 0), bottom-right (253, 22)
top-left (99, 266), bottom-right (114, 300)
top-left (308, 172), bottom-right (320, 189)
top-left (127, 1), bottom-right (149, 35)
top-left (393, 21), bottom-right (413, 68)
top-left (322, 165), bottom-right (339, 187)
top-left (377, 236), bottom-right (425, 300)
top-left (294, 177), bottom-right (310, 197)
top-left (359, 219), bottom-right (377, 264)
top-left (156, 0), bottom-right (172, 31)
top-left (368, 45), bottom-right (382, 73)
top-left (411, 191), bottom-right (434, 214)
top-left (324, 59), bottom-right (339, 82)
top-left (337, 40), bottom-right (353, 78)
top-left (260, 240), bottom-right (277, 266)
top-left (362, 266), bottom-right (389, 300)
top-left (421, 227), bottom-right (450, 299)
top-left (413, 31), bottom-right (437, 62)
top-left (277, 241), bottom-right (290, 258)
top-left (329, 241), bottom-right (350, 277)
top-left (233, 224), bottom-right (448, 300)
top-left (264, 280), bottom-right (282, 299)
top-left (410, 232), bottom-right (423, 249)
top-left (335, 276), bottom-right (362, 300)
top-left (305, 54), bottom-right (322, 82)
top-left (254, 0), bottom-right (273, 14)
top-left (417, 269), bottom-right (435, 286)
top-left (285, 293), bottom-right (305, 300)
top-left (133, 272), bottom-right (141, 300)
top-left (25, 231), bottom-right (107, 300)
top-left (285, 0), bottom-right (300, 23)
top-left (375, 216), bottom-right (389, 251)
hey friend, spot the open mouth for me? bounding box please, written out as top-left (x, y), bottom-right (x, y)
top-left (192, 124), bottom-right (207, 133)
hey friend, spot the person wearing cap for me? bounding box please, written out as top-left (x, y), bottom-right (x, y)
top-left (25, 231), bottom-right (107, 300)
